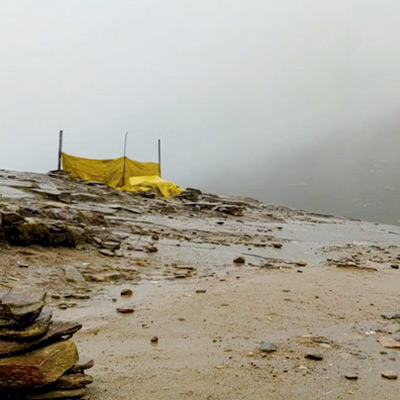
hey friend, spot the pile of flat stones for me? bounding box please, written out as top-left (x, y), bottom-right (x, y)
top-left (0, 287), bottom-right (93, 399)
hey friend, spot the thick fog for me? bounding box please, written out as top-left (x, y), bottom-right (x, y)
top-left (1, 1), bottom-right (399, 224)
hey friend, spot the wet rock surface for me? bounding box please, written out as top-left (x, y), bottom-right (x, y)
top-left (1, 170), bottom-right (400, 399)
top-left (1, 288), bottom-right (46, 324)
top-left (0, 309), bottom-right (52, 340)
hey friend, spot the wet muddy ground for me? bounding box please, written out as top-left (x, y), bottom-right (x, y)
top-left (1, 170), bottom-right (399, 399)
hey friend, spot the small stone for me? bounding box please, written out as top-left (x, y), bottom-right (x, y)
top-left (378, 336), bottom-right (400, 349)
top-left (151, 234), bottom-right (160, 241)
top-left (233, 256), bottom-right (245, 264)
top-left (345, 374), bottom-right (358, 380)
top-left (319, 343), bottom-right (331, 349)
top-left (100, 249), bottom-right (114, 257)
top-left (296, 260), bottom-right (308, 267)
top-left (63, 266), bottom-right (84, 284)
top-left (54, 372), bottom-right (93, 389)
top-left (272, 243), bottom-right (283, 249)
top-left (116, 307), bottom-right (134, 314)
top-left (151, 336), bottom-right (159, 343)
top-left (17, 262), bottom-right (29, 268)
top-left (305, 352), bottom-right (323, 361)
top-left (120, 289), bottom-right (133, 297)
top-left (196, 289), bottom-right (206, 294)
top-left (102, 240), bottom-right (120, 250)
top-left (146, 246), bottom-right (158, 253)
top-left (391, 264), bottom-right (399, 269)
top-left (68, 356), bottom-right (94, 374)
top-left (381, 371), bottom-right (398, 380)
top-left (114, 250), bottom-right (124, 257)
top-left (381, 311), bottom-right (400, 320)
top-left (260, 341), bottom-right (277, 353)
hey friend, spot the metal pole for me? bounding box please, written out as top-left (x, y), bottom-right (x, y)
top-left (158, 139), bottom-right (162, 177)
top-left (122, 132), bottom-right (128, 186)
top-left (58, 130), bottom-right (63, 170)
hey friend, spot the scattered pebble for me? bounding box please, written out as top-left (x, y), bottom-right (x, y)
top-left (116, 307), bottom-right (135, 314)
top-left (120, 289), bottom-right (133, 297)
top-left (381, 371), bottom-right (398, 380)
top-left (345, 374), bottom-right (358, 380)
top-left (296, 260), bottom-right (308, 267)
top-left (305, 352), bottom-right (323, 361)
top-left (260, 341), bottom-right (277, 353)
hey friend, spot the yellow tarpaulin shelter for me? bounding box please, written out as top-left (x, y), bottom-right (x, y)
top-left (127, 175), bottom-right (183, 198)
top-left (61, 152), bottom-right (183, 198)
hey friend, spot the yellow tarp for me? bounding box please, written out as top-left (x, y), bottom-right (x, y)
top-left (62, 152), bottom-right (160, 188)
top-left (126, 175), bottom-right (183, 198)
top-left (61, 152), bottom-right (183, 198)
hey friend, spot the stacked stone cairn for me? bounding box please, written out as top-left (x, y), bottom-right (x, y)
top-left (0, 287), bottom-right (93, 399)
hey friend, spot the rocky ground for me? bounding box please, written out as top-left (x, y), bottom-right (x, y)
top-left (0, 169), bottom-right (399, 399)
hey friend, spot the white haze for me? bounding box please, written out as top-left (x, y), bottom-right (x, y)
top-left (1, 1), bottom-right (400, 223)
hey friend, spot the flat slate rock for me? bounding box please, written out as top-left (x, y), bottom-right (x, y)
top-left (0, 288), bottom-right (46, 323)
top-left (68, 357), bottom-right (94, 374)
top-left (54, 373), bottom-right (93, 390)
top-left (0, 321), bottom-right (82, 357)
top-left (378, 336), bottom-right (400, 349)
top-left (381, 311), bottom-right (400, 320)
top-left (26, 388), bottom-right (87, 399)
top-left (0, 309), bottom-right (52, 340)
top-left (0, 340), bottom-right (78, 389)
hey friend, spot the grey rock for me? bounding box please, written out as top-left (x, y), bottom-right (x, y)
top-left (0, 287), bottom-right (46, 324)
top-left (100, 249), bottom-right (114, 257)
top-left (381, 311), bottom-right (400, 320)
top-left (260, 341), bottom-right (277, 353)
top-left (63, 266), bottom-right (84, 284)
top-left (102, 240), bottom-right (120, 250)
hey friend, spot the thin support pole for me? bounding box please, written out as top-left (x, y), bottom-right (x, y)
top-left (158, 139), bottom-right (162, 177)
top-left (58, 130), bottom-right (63, 170)
top-left (122, 132), bottom-right (128, 186)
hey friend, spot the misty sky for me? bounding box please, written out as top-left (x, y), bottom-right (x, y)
top-left (1, 1), bottom-right (400, 223)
